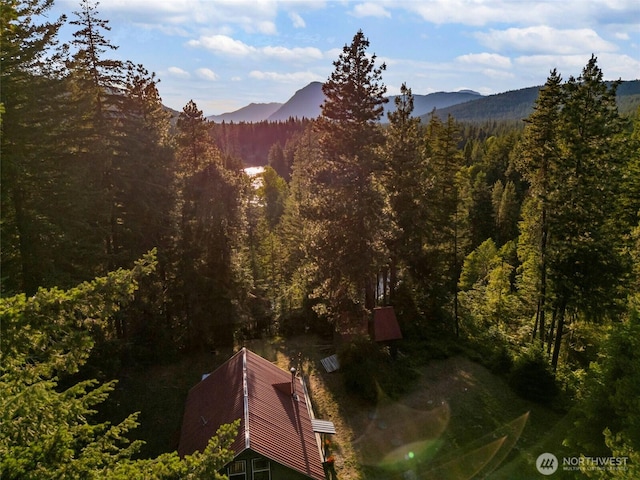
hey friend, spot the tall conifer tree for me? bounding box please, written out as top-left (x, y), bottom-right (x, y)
top-left (382, 83), bottom-right (426, 303)
top-left (173, 101), bottom-right (248, 349)
top-left (0, 0), bottom-right (71, 294)
top-left (423, 114), bottom-right (466, 334)
top-left (303, 30), bottom-right (388, 325)
top-left (518, 58), bottom-right (628, 369)
top-left (66, 0), bottom-right (130, 273)
top-left (517, 69), bottom-right (563, 349)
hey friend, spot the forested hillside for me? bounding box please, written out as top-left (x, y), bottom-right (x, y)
top-left (429, 80), bottom-right (640, 123)
top-left (2, 1), bottom-right (640, 479)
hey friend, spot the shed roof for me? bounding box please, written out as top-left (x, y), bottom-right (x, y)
top-left (372, 306), bottom-right (403, 342)
top-left (178, 348), bottom-right (325, 480)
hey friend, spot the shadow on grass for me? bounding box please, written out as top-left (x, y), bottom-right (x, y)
top-left (263, 334), bottom-right (565, 480)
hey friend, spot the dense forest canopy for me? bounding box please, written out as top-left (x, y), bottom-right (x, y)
top-left (2, 1), bottom-right (640, 478)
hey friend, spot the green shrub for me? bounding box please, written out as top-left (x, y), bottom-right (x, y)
top-left (508, 347), bottom-right (558, 404)
top-left (488, 344), bottom-right (513, 374)
top-left (339, 339), bottom-right (385, 403)
top-left (339, 339), bottom-right (418, 403)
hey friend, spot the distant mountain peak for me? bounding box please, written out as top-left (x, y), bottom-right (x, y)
top-left (207, 102), bottom-right (282, 123)
top-left (267, 82), bottom-right (325, 121)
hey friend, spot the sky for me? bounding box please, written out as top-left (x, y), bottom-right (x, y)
top-left (47, 0), bottom-right (640, 116)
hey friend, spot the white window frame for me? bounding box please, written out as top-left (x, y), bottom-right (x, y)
top-left (228, 460), bottom-right (246, 480)
top-left (252, 457), bottom-right (271, 480)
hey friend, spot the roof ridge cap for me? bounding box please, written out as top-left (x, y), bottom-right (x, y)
top-left (242, 348), bottom-right (250, 449)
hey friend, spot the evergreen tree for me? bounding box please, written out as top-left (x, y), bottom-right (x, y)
top-left (0, 253), bottom-right (238, 479)
top-left (174, 101), bottom-right (249, 349)
top-left (422, 113), bottom-right (466, 334)
top-left (565, 301), bottom-right (640, 463)
top-left (517, 58), bottom-right (629, 369)
top-left (381, 83), bottom-right (426, 303)
top-left (108, 63), bottom-right (176, 345)
top-left (516, 69), bottom-right (563, 349)
top-left (175, 100), bottom-right (215, 174)
top-left (276, 127), bottom-right (322, 321)
top-left (302, 30), bottom-right (388, 324)
top-left (260, 166), bottom-right (288, 229)
top-left (0, 0), bottom-right (72, 294)
top-left (65, 0), bottom-right (132, 273)
top-left (465, 170), bottom-right (494, 248)
top-left (459, 240), bottom-right (521, 332)
top-left (113, 63), bottom-right (175, 265)
top-left (268, 142), bottom-right (289, 181)
top-left (548, 57), bottom-right (627, 368)
top-left (249, 166), bottom-right (289, 327)
top-left (495, 180), bottom-right (520, 245)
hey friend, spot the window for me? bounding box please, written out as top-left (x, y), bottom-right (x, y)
top-left (252, 458), bottom-right (271, 480)
top-left (228, 460), bottom-right (246, 480)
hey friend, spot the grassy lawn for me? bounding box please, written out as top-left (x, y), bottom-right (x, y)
top-left (102, 335), bottom-right (572, 479)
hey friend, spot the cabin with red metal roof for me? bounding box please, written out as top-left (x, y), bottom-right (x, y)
top-left (178, 348), bottom-right (329, 480)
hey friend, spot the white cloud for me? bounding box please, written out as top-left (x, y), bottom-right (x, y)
top-left (512, 54), bottom-right (607, 84)
top-left (405, 1), bottom-right (546, 26)
top-left (167, 66), bottom-right (190, 78)
top-left (86, 0), bottom-right (330, 36)
top-left (596, 53), bottom-right (640, 80)
top-left (252, 20), bottom-right (278, 35)
top-left (196, 68), bottom-right (219, 81)
top-left (189, 35), bottom-right (324, 62)
top-left (188, 35), bottom-right (256, 56)
top-left (324, 47), bottom-right (344, 59)
top-left (289, 11), bottom-right (306, 28)
top-left (249, 70), bottom-right (323, 83)
top-left (401, 0), bottom-right (640, 28)
top-left (262, 45), bottom-right (323, 62)
top-left (351, 2), bottom-right (391, 18)
top-left (476, 26), bottom-right (618, 54)
top-left (515, 53), bottom-right (640, 81)
top-left (105, 0), bottom-right (279, 27)
top-left (481, 68), bottom-right (516, 80)
top-left (456, 53), bottom-right (512, 69)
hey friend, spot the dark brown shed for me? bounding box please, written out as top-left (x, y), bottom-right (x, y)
top-left (371, 306), bottom-right (403, 342)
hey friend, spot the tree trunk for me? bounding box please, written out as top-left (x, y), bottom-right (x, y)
top-left (532, 299), bottom-right (540, 343)
top-left (389, 256), bottom-right (397, 305)
top-left (538, 206), bottom-right (548, 349)
top-left (546, 306), bottom-right (557, 357)
top-left (364, 275), bottom-right (376, 311)
top-left (551, 298), bottom-right (567, 371)
top-left (13, 186), bottom-right (39, 295)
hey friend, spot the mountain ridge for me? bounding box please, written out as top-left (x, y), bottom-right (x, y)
top-left (203, 79), bottom-right (640, 124)
top-left (207, 82), bottom-right (484, 123)
top-left (430, 79), bottom-right (640, 122)
top-left (207, 102), bottom-right (282, 123)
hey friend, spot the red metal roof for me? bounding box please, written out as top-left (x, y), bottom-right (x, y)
top-left (178, 348), bottom-right (325, 480)
top-left (372, 306), bottom-right (403, 342)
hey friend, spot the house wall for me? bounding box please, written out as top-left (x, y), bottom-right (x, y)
top-left (225, 449), bottom-right (319, 480)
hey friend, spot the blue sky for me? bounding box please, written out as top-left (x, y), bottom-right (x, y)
top-left (48, 0), bottom-right (640, 115)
